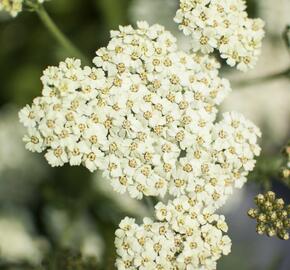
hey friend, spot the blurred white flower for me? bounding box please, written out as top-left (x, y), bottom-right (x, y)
top-left (81, 234), bottom-right (104, 259)
top-left (0, 212), bottom-right (46, 264)
top-left (0, 0), bottom-right (48, 17)
top-left (45, 208), bottom-right (104, 262)
top-left (0, 106), bottom-right (47, 203)
top-left (258, 0), bottom-right (290, 35)
top-left (0, 0), bottom-right (22, 17)
top-left (0, 106), bottom-right (44, 173)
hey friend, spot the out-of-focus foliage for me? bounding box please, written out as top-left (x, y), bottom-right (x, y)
top-left (280, 142), bottom-right (290, 187)
top-left (248, 140), bottom-right (290, 191)
top-left (41, 249), bottom-right (99, 270)
top-left (283, 25), bottom-right (290, 49)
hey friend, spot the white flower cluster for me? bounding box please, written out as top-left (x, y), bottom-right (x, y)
top-left (19, 22), bottom-right (261, 211)
top-left (0, 0), bottom-right (47, 17)
top-left (0, 0), bottom-right (22, 17)
top-left (174, 0), bottom-right (265, 71)
top-left (19, 22), bottom-right (262, 269)
top-left (115, 196), bottom-right (231, 270)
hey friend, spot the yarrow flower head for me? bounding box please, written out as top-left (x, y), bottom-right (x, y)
top-left (248, 191), bottom-right (290, 240)
top-left (115, 196), bottom-right (231, 270)
top-left (19, 22), bottom-right (261, 212)
top-left (174, 0), bottom-right (265, 71)
top-left (0, 0), bottom-right (47, 17)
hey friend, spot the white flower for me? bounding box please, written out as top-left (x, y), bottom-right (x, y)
top-left (83, 147), bottom-right (105, 172)
top-left (18, 105), bottom-right (39, 128)
top-left (23, 129), bottom-right (44, 153)
top-left (45, 143), bottom-right (68, 167)
top-left (67, 141), bottom-right (88, 166)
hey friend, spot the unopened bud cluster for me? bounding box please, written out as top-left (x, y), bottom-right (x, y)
top-left (248, 191), bottom-right (290, 240)
top-left (174, 0), bottom-right (265, 71)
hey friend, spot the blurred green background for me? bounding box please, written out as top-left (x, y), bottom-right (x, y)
top-left (0, 0), bottom-right (289, 269)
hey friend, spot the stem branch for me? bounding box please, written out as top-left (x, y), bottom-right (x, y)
top-left (144, 196), bottom-right (156, 217)
top-left (232, 68), bottom-right (290, 89)
top-left (34, 4), bottom-right (89, 64)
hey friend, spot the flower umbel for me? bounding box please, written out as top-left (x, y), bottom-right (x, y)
top-left (174, 0), bottom-right (265, 71)
top-left (19, 22), bottom-right (261, 209)
top-left (248, 191), bottom-right (290, 240)
top-left (115, 196), bottom-right (231, 270)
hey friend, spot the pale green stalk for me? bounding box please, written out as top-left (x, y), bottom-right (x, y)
top-left (26, 1), bottom-right (89, 64)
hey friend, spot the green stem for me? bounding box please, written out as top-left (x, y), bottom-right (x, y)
top-left (34, 4), bottom-right (90, 65)
top-left (232, 68), bottom-right (290, 89)
top-left (144, 196), bottom-right (156, 217)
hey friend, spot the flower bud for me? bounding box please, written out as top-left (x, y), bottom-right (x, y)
top-left (256, 224), bottom-right (266, 235)
top-left (265, 191), bottom-right (276, 202)
top-left (278, 230), bottom-right (289, 241)
top-left (266, 227), bottom-right (276, 237)
top-left (248, 208), bottom-right (258, 219)
top-left (255, 194), bottom-right (265, 205)
top-left (275, 198), bottom-right (285, 210)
